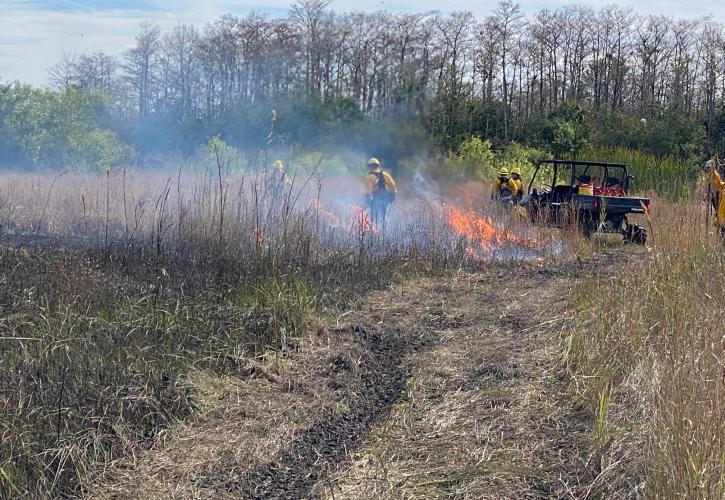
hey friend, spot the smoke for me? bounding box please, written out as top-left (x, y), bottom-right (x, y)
top-left (0, 77), bottom-right (556, 263)
top-left (0, 150), bottom-right (561, 264)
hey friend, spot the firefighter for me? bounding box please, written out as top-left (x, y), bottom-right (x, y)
top-left (267, 160), bottom-right (291, 198)
top-left (706, 157), bottom-right (722, 212)
top-left (706, 157), bottom-right (725, 237)
top-left (509, 166), bottom-right (524, 202)
top-left (491, 167), bottom-right (514, 202)
top-left (364, 157), bottom-right (397, 220)
top-left (492, 167), bottom-right (510, 199)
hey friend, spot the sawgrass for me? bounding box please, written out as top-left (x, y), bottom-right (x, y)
top-left (567, 197), bottom-right (724, 498)
top-left (0, 248), bottom-right (330, 498)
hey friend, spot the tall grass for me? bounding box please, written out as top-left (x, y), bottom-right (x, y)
top-left (567, 197), bottom-right (724, 498)
top-left (0, 163), bottom-right (551, 497)
top-left (585, 147), bottom-right (698, 200)
top-left (0, 247), bottom-right (337, 497)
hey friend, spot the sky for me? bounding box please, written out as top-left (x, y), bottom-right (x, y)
top-left (1, 0), bottom-right (723, 86)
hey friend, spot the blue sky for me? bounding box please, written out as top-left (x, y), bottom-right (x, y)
top-left (1, 0), bottom-right (723, 86)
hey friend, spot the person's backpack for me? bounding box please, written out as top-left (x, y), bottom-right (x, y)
top-left (497, 177), bottom-right (512, 197)
top-left (373, 170), bottom-right (388, 194)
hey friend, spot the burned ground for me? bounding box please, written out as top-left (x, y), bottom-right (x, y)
top-left (90, 259), bottom-right (604, 499)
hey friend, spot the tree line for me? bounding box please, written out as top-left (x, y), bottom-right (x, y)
top-left (3, 0), bottom-right (725, 168)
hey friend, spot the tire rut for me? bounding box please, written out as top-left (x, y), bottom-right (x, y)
top-left (313, 268), bottom-right (597, 499)
top-left (235, 327), bottom-right (431, 499)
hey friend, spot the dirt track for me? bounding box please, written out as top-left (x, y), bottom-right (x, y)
top-left (94, 260), bottom-right (599, 499)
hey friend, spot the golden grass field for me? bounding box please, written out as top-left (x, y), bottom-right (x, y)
top-left (0, 167), bottom-right (721, 499)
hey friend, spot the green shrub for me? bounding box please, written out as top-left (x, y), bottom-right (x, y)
top-left (0, 84), bottom-right (129, 171)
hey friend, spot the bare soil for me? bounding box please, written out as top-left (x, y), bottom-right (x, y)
top-left (91, 259), bottom-right (603, 499)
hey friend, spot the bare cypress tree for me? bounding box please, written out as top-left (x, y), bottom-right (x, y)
top-left (123, 22), bottom-right (161, 120)
top-left (42, 4), bottom-right (724, 146)
top-left (490, 1), bottom-right (525, 139)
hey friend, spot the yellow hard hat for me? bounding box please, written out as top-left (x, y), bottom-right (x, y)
top-left (498, 167), bottom-right (509, 176)
top-left (368, 157), bottom-right (380, 166)
top-left (510, 167), bottom-right (521, 176)
top-left (273, 160), bottom-right (283, 169)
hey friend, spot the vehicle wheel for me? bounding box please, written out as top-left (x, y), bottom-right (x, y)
top-left (626, 224), bottom-right (647, 245)
top-left (581, 216), bottom-right (597, 239)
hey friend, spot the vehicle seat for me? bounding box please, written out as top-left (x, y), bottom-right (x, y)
top-left (605, 176), bottom-right (622, 187)
top-left (551, 185), bottom-right (573, 202)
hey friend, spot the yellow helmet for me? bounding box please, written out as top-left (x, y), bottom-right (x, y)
top-left (368, 157), bottom-right (380, 166)
top-left (498, 167), bottom-right (509, 176)
top-left (273, 160), bottom-right (283, 170)
top-left (510, 167), bottom-right (521, 176)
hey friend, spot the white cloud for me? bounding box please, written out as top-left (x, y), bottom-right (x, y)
top-left (0, 1), bottom-right (290, 85)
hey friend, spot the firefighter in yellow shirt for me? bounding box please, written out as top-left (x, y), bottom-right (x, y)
top-left (364, 157), bottom-right (397, 220)
top-left (492, 167), bottom-right (523, 203)
top-left (509, 167), bottom-right (524, 202)
top-left (267, 160), bottom-right (291, 199)
top-left (707, 158), bottom-right (725, 236)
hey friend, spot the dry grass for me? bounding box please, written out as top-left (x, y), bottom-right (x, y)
top-left (88, 330), bottom-right (371, 499)
top-left (0, 165), bottom-right (557, 498)
top-left (83, 263), bottom-right (599, 499)
top-left (567, 194), bottom-right (724, 498)
top-left (0, 169), bottom-right (555, 265)
top-left (310, 267), bottom-right (594, 499)
top-left (6, 160), bottom-right (684, 498)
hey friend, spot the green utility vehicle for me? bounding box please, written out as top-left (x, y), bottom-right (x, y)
top-left (525, 159), bottom-right (650, 244)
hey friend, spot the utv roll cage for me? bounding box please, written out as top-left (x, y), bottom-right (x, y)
top-left (527, 159), bottom-right (634, 195)
top-left (524, 158), bottom-right (649, 244)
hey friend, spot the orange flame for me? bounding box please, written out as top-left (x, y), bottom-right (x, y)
top-left (311, 199), bottom-right (342, 226)
top-left (253, 227), bottom-right (264, 247)
top-left (443, 204), bottom-right (532, 258)
top-left (353, 206), bottom-right (380, 236)
top-left (309, 200), bottom-right (381, 237)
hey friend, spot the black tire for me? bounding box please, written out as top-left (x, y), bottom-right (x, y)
top-left (581, 215), bottom-right (598, 239)
top-left (528, 203), bottom-right (540, 223)
top-left (625, 223), bottom-right (647, 245)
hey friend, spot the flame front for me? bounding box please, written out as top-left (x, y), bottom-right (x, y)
top-left (253, 227), bottom-right (265, 247)
top-left (311, 199), bottom-right (342, 226)
top-left (443, 204), bottom-right (532, 258)
top-left (310, 199), bottom-right (380, 237)
top-left (353, 206), bottom-right (380, 236)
